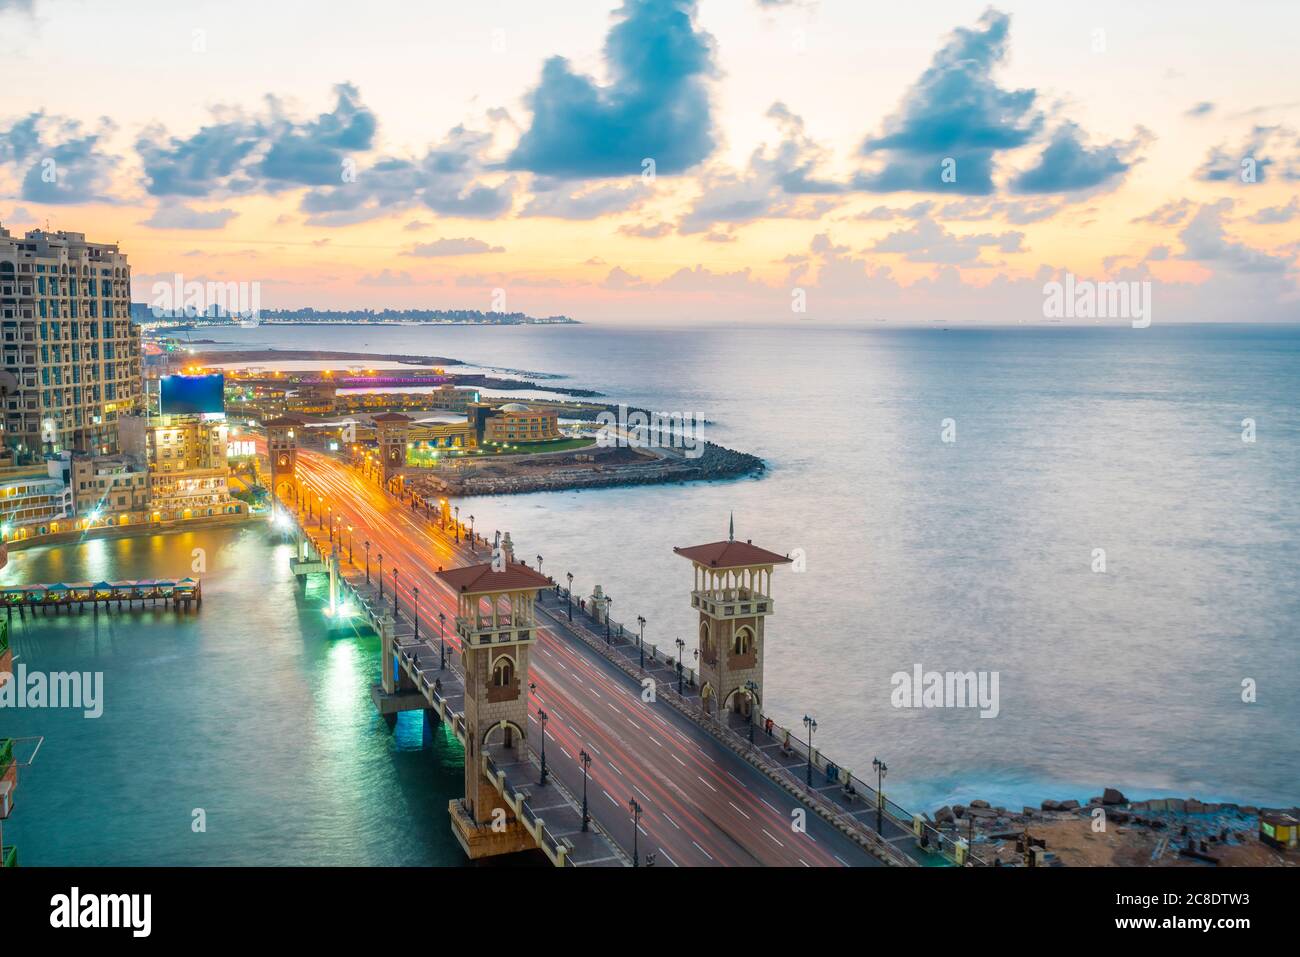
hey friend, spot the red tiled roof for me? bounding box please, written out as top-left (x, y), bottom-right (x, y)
top-left (673, 540), bottom-right (791, 568)
top-left (437, 561), bottom-right (551, 594)
top-left (372, 412), bottom-right (413, 423)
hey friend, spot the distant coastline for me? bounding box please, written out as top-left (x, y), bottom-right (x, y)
top-left (133, 303), bottom-right (578, 326)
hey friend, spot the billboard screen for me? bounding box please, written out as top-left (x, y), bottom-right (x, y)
top-left (160, 374), bottom-right (225, 415)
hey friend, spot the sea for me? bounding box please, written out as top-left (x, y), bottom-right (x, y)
top-left (3, 320), bottom-right (1297, 863)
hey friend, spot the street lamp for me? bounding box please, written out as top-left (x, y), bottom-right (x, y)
top-left (637, 615), bottom-right (646, 671)
top-left (468, 514), bottom-right (475, 546)
top-left (364, 540), bottom-right (371, 583)
top-left (675, 637), bottom-right (685, 694)
top-left (536, 554), bottom-right (544, 577)
top-left (328, 507), bottom-right (334, 542)
top-left (537, 707), bottom-right (549, 786)
top-left (317, 496), bottom-right (323, 528)
top-left (579, 749), bottom-right (592, 832)
top-left (347, 525), bottom-right (353, 563)
top-left (413, 586), bottom-right (419, 641)
top-left (566, 572), bottom-right (573, 621)
top-left (745, 679), bottom-right (759, 743)
top-left (454, 506), bottom-right (460, 543)
top-left (378, 553), bottom-right (384, 597)
top-left (393, 567), bottom-right (400, 617)
top-left (872, 757), bottom-right (888, 833)
top-left (438, 611), bottom-right (447, 669)
top-left (629, 798), bottom-right (643, 867)
top-left (802, 714), bottom-right (818, 786)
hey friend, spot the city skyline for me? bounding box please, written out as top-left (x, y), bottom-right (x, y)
top-left (1, 0), bottom-right (1298, 323)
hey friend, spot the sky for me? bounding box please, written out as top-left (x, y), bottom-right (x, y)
top-left (2, 0), bottom-right (1298, 323)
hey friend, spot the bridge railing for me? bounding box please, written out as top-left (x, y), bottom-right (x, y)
top-left (553, 583), bottom-right (981, 867)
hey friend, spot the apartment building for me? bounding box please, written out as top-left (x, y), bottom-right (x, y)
top-left (0, 455), bottom-right (74, 540)
top-left (0, 225), bottom-right (143, 461)
top-left (119, 413), bottom-right (237, 520)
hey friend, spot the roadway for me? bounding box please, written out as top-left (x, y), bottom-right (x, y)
top-left (281, 444), bottom-right (884, 867)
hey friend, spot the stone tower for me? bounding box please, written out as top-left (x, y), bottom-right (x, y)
top-left (372, 412), bottom-right (412, 488)
top-left (265, 416), bottom-right (303, 510)
top-left (436, 536), bottom-right (551, 860)
top-left (674, 520), bottom-right (791, 723)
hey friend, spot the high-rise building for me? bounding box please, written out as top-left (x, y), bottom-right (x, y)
top-left (0, 226), bottom-right (143, 461)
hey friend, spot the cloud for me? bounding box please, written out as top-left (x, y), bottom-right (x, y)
top-left (140, 201), bottom-right (238, 230)
top-left (300, 124), bottom-right (515, 226)
top-left (520, 181), bottom-right (644, 219)
top-left (1009, 122), bottom-right (1148, 195)
top-left (618, 220), bottom-right (673, 238)
top-left (1, 112), bottom-right (120, 204)
top-left (506, 0), bottom-right (716, 177)
top-left (1195, 125), bottom-right (1300, 184)
top-left (404, 237), bottom-right (505, 257)
top-left (678, 103), bottom-right (840, 233)
top-left (1131, 198), bottom-right (1193, 226)
top-left (938, 197), bottom-right (1062, 224)
top-left (854, 9), bottom-right (1041, 195)
top-left (136, 84), bottom-right (376, 199)
top-left (358, 269), bottom-right (430, 287)
top-left (870, 215), bottom-right (1024, 264)
top-left (1179, 199), bottom-right (1291, 273)
top-left (1247, 197), bottom-right (1300, 224)
top-left (1185, 101), bottom-right (1215, 118)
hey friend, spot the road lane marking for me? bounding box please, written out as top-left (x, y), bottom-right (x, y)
top-left (762, 828), bottom-right (785, 848)
top-left (691, 841), bottom-right (714, 861)
top-left (672, 754), bottom-right (687, 767)
top-left (663, 813), bottom-right (680, 830)
top-left (728, 802), bottom-right (750, 819)
top-left (658, 847), bottom-right (679, 867)
top-left (697, 776), bottom-right (718, 792)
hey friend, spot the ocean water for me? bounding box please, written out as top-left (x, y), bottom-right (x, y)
top-left (190, 321), bottom-right (1300, 811)
top-left (1, 527), bottom-right (467, 865)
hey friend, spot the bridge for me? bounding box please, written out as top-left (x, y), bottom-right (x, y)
top-left (258, 417), bottom-right (978, 867)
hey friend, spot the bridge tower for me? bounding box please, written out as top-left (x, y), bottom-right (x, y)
top-left (437, 534), bottom-right (552, 860)
top-left (265, 416), bottom-right (303, 510)
top-left (674, 517), bottom-right (791, 723)
top-left (372, 412), bottom-right (412, 490)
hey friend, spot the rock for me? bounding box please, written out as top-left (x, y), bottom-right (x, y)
top-left (1167, 798), bottom-right (1186, 813)
top-left (1110, 811), bottom-right (1131, 824)
top-left (1242, 806), bottom-right (1258, 815)
top-left (935, 805), bottom-right (956, 824)
top-left (1102, 787), bottom-right (1127, 806)
top-left (953, 805), bottom-right (966, 818)
top-left (966, 805), bottom-right (999, 819)
top-left (1186, 799), bottom-right (1205, 814)
top-left (1060, 799), bottom-right (1081, 811)
top-left (1023, 806), bottom-right (1038, 818)
top-left (970, 799), bottom-right (991, 809)
top-left (1041, 799), bottom-right (1061, 812)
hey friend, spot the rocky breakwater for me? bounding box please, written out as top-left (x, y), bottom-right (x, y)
top-left (929, 790), bottom-right (1299, 866)
top-left (410, 441), bottom-right (763, 497)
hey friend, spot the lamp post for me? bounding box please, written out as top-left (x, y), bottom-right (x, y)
top-left (328, 507), bottom-right (334, 542)
top-left (454, 506), bottom-right (460, 543)
top-left (347, 525), bottom-right (353, 563)
top-left (317, 496), bottom-right (323, 528)
top-left (579, 749), bottom-right (591, 832)
top-left (537, 707), bottom-right (549, 786)
top-left (536, 554), bottom-right (544, 578)
top-left (393, 567), bottom-right (400, 617)
top-left (438, 499), bottom-right (447, 530)
top-left (605, 595), bottom-right (612, 643)
top-left (745, 680), bottom-right (759, 743)
top-left (469, 514), bottom-right (475, 547)
top-left (412, 586), bottom-right (419, 641)
top-left (629, 798), bottom-right (643, 867)
top-left (802, 714), bottom-right (818, 786)
top-left (872, 757), bottom-right (888, 834)
top-left (364, 540), bottom-right (371, 583)
top-left (438, 611), bottom-right (447, 670)
top-left (637, 615), bottom-right (646, 671)
top-left (675, 637), bottom-right (686, 694)
top-left (378, 554), bottom-right (384, 597)
top-left (566, 572), bottom-right (573, 621)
